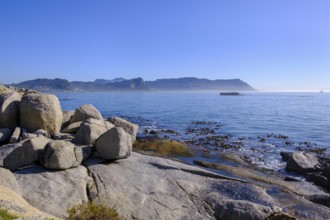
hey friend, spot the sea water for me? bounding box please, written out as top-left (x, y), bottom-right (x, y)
top-left (54, 91), bottom-right (330, 170)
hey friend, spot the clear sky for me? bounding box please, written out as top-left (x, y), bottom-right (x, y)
top-left (0, 0), bottom-right (329, 91)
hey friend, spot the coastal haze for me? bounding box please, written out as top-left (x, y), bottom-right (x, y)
top-left (1, 1), bottom-right (330, 219)
top-left (10, 77), bottom-right (256, 91)
top-left (1, 0), bottom-right (329, 91)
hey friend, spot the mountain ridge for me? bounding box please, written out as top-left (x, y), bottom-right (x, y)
top-left (10, 77), bottom-right (256, 92)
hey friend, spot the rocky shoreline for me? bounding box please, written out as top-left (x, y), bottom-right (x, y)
top-left (0, 85), bottom-right (330, 219)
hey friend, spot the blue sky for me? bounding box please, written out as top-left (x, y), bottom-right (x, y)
top-left (0, 0), bottom-right (329, 91)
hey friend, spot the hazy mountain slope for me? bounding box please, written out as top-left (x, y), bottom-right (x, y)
top-left (146, 77), bottom-right (255, 91)
top-left (13, 78), bottom-right (75, 91)
top-left (11, 77), bottom-right (255, 91)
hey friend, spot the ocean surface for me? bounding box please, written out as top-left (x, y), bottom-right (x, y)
top-left (54, 91), bottom-right (330, 171)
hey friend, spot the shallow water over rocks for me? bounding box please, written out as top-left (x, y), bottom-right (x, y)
top-left (55, 91), bottom-right (330, 171)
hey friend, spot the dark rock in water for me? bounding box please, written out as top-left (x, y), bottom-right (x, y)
top-left (280, 151), bottom-right (293, 162)
top-left (306, 194), bottom-right (330, 208)
top-left (220, 92), bottom-right (242, 96)
top-left (318, 156), bottom-right (330, 168)
top-left (0, 128), bottom-right (11, 143)
top-left (285, 151), bottom-right (321, 174)
top-left (322, 167), bottom-right (330, 180)
top-left (284, 176), bottom-right (301, 182)
top-left (162, 129), bottom-right (179, 134)
top-left (306, 173), bottom-right (329, 190)
top-left (148, 130), bottom-right (158, 135)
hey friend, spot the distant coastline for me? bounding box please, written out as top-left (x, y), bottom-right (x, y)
top-left (8, 77), bottom-right (256, 92)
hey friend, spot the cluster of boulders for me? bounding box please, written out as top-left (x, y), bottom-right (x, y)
top-left (282, 151), bottom-right (330, 191)
top-left (0, 89), bottom-right (138, 171)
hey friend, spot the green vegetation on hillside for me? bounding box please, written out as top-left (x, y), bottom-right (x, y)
top-left (0, 208), bottom-right (18, 220)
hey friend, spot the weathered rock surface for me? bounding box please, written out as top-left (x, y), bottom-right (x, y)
top-left (0, 185), bottom-right (58, 220)
top-left (0, 127), bottom-right (11, 143)
top-left (70, 104), bottom-right (103, 124)
top-left (33, 129), bottom-right (50, 138)
top-left (2, 136), bottom-right (49, 170)
top-left (61, 110), bottom-right (74, 130)
top-left (213, 199), bottom-right (273, 220)
top-left (108, 116), bottom-right (138, 143)
top-left (193, 160), bottom-right (326, 197)
top-left (323, 167), bottom-right (330, 180)
top-left (39, 140), bottom-right (86, 170)
top-left (9, 126), bottom-right (21, 143)
top-left (306, 173), bottom-right (329, 189)
top-left (0, 143), bottom-right (22, 166)
top-left (0, 92), bottom-right (22, 130)
top-left (85, 152), bottom-right (330, 220)
top-left (74, 118), bottom-right (114, 145)
top-left (20, 92), bottom-right (63, 133)
top-left (20, 128), bottom-right (38, 140)
top-left (61, 121), bottom-right (82, 133)
top-left (95, 127), bottom-right (132, 160)
top-left (286, 151), bottom-right (321, 174)
top-left (14, 165), bottom-right (91, 218)
top-left (280, 151), bottom-right (292, 162)
top-left (0, 167), bottom-right (22, 194)
top-left (52, 132), bottom-right (75, 140)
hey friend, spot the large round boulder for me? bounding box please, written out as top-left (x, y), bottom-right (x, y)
top-left (107, 117), bottom-right (138, 143)
top-left (20, 92), bottom-right (63, 133)
top-left (70, 104), bottom-right (103, 124)
top-left (2, 136), bottom-right (50, 170)
top-left (285, 151), bottom-right (321, 174)
top-left (74, 118), bottom-right (114, 145)
top-left (39, 140), bottom-right (89, 170)
top-left (95, 127), bottom-right (132, 160)
top-left (0, 92), bottom-right (22, 130)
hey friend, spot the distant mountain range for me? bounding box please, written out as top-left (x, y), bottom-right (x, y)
top-left (10, 77), bottom-right (256, 92)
